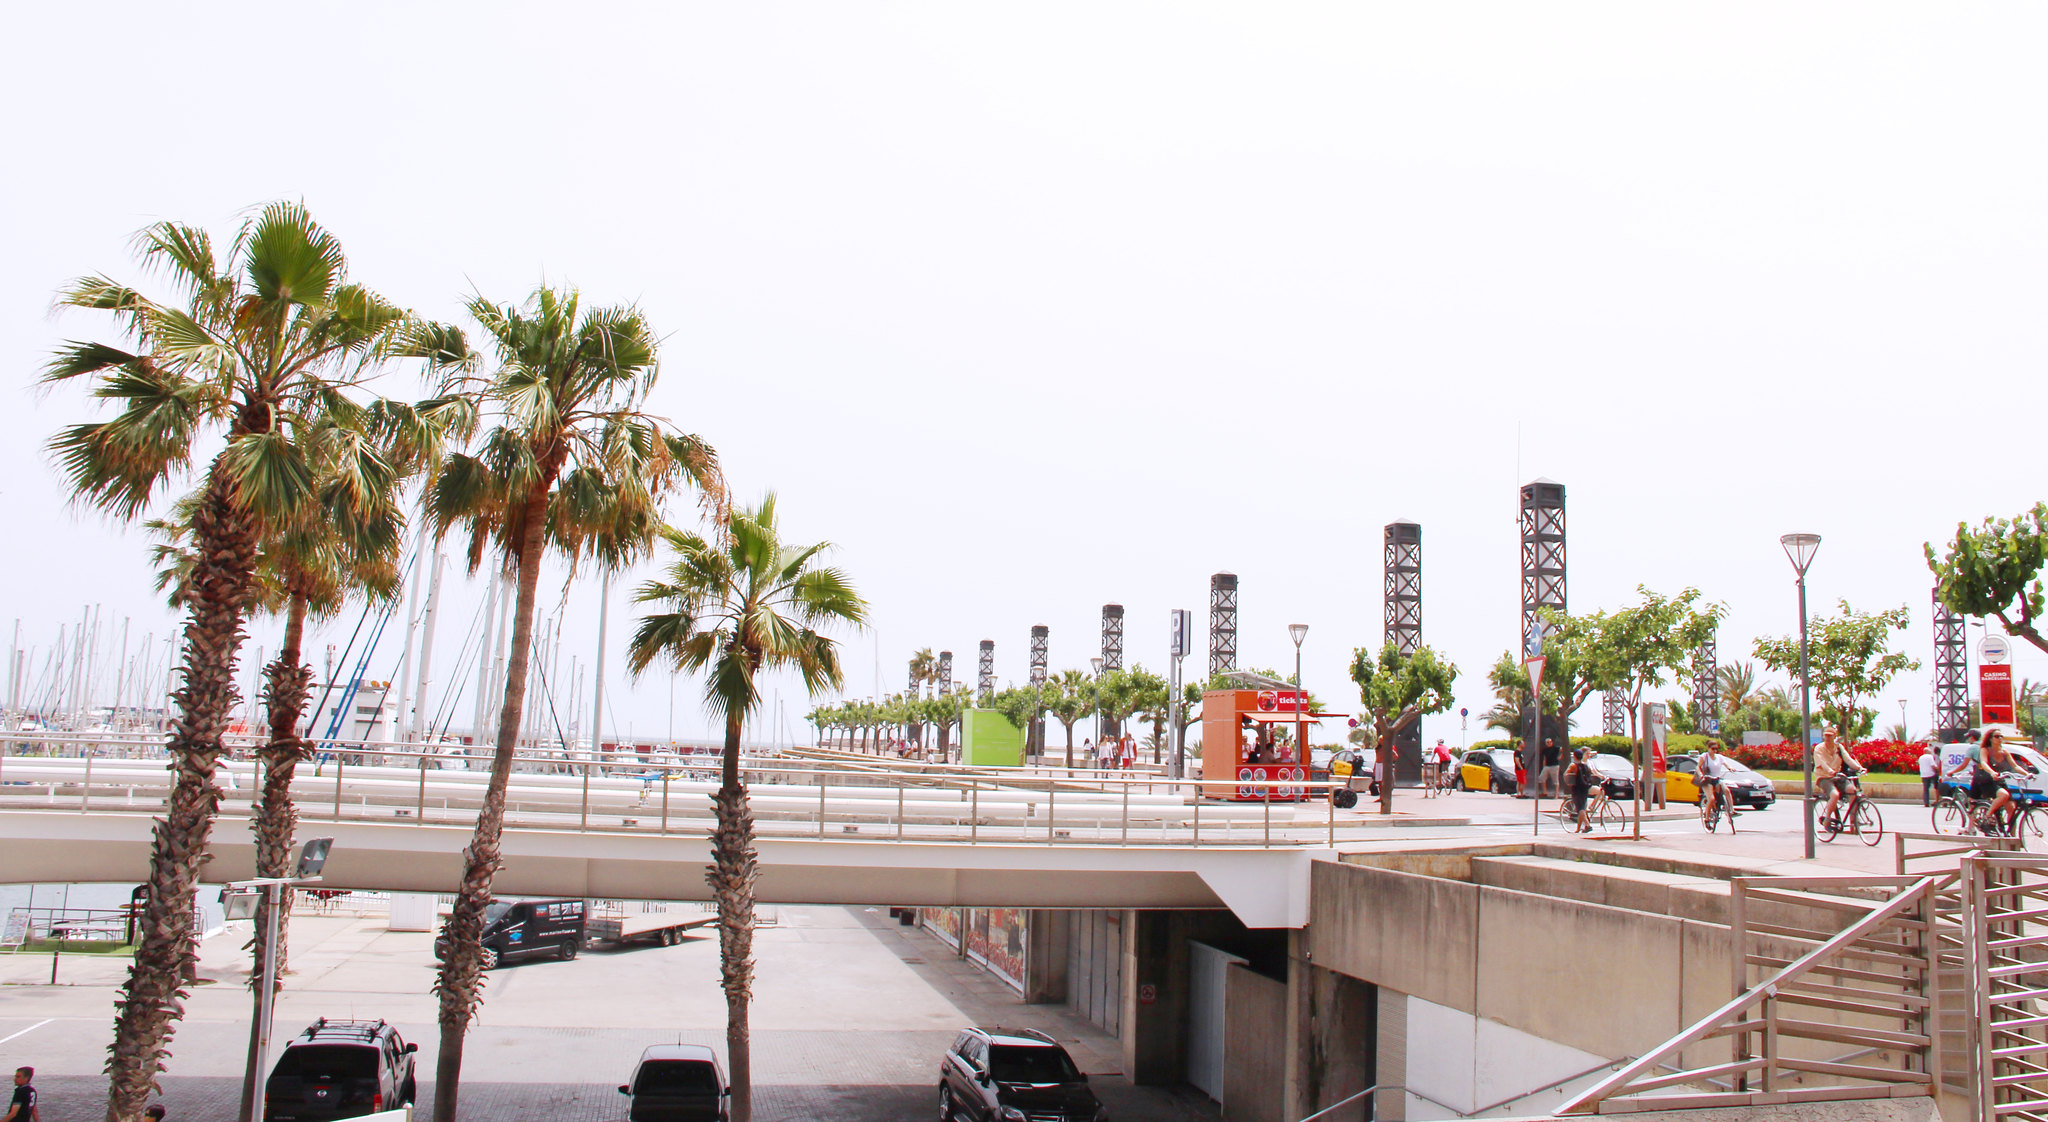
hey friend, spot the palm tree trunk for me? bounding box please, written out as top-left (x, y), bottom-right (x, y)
top-left (238, 593), bottom-right (312, 1122)
top-left (107, 462), bottom-right (262, 1122)
top-left (711, 710), bottom-right (758, 1122)
top-left (433, 493), bottom-right (549, 1122)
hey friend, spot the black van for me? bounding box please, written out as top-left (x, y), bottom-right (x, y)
top-left (619, 1045), bottom-right (728, 1122)
top-left (433, 898), bottom-right (586, 969)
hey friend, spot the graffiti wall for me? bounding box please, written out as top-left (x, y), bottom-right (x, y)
top-left (966, 907), bottom-right (1028, 992)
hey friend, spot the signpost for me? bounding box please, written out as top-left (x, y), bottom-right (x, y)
top-left (1981, 634), bottom-right (2016, 725)
top-left (1169, 609), bottom-right (1191, 779)
top-left (1524, 639), bottom-right (1546, 837)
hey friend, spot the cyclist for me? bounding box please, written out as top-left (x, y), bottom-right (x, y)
top-left (1565, 747), bottom-right (1598, 832)
top-left (1977, 729), bottom-right (2021, 835)
top-left (1697, 738), bottom-right (1732, 824)
top-left (1814, 727), bottom-right (1863, 832)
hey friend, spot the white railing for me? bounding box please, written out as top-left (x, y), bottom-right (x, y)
top-left (0, 741), bottom-right (1364, 849)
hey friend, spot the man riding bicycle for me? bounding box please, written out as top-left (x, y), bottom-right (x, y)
top-left (1697, 738), bottom-right (1733, 822)
top-left (1814, 727), bottom-right (1862, 830)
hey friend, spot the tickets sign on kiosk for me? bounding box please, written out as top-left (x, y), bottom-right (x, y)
top-left (1200, 688), bottom-right (1338, 801)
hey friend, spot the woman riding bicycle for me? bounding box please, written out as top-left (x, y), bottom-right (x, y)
top-left (1954, 728), bottom-right (2020, 835)
top-left (1697, 738), bottom-right (1732, 824)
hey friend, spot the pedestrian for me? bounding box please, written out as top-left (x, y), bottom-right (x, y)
top-left (1539, 737), bottom-right (1562, 798)
top-left (5, 1067), bottom-right (36, 1122)
top-left (1917, 742), bottom-right (1939, 807)
top-left (1118, 733), bottom-right (1136, 770)
top-left (1081, 738), bottom-right (1093, 771)
top-left (1513, 739), bottom-right (1527, 797)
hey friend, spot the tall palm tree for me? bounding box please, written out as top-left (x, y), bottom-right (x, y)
top-left (628, 495), bottom-right (865, 1122)
top-left (1717, 661), bottom-right (1761, 712)
top-left (421, 287), bottom-right (722, 1122)
top-left (42, 204), bottom-right (415, 1121)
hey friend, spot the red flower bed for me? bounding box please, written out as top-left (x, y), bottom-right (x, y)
top-left (1727, 738), bottom-right (1926, 774)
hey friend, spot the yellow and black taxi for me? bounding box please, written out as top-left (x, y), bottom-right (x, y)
top-left (1665, 753), bottom-right (1777, 809)
top-left (1460, 748), bottom-right (1519, 794)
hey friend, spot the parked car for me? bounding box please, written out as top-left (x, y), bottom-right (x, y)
top-left (1460, 748), bottom-right (1519, 794)
top-left (1586, 753), bottom-right (1638, 800)
top-left (940, 1026), bottom-right (1107, 1122)
top-left (434, 897), bottom-right (586, 969)
top-left (618, 1044), bottom-right (729, 1122)
top-left (1665, 754), bottom-right (1777, 809)
top-left (262, 1018), bottom-right (416, 1121)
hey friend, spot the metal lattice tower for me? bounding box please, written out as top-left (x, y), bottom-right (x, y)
top-left (937, 650), bottom-right (953, 696)
top-left (908, 659), bottom-right (920, 697)
top-left (1933, 589), bottom-right (1968, 741)
top-left (977, 641), bottom-right (994, 704)
top-left (1384, 522), bottom-right (1422, 656)
top-left (1209, 573), bottom-right (1238, 679)
top-left (1602, 688), bottom-right (1626, 735)
top-left (1101, 604), bottom-right (1124, 671)
top-left (1029, 625), bottom-right (1049, 760)
top-left (1692, 631), bottom-right (1718, 735)
top-left (1519, 480), bottom-right (1567, 656)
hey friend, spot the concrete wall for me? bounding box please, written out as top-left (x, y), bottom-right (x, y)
top-left (1066, 910), bottom-right (1124, 1035)
top-left (1223, 963), bottom-right (1287, 1122)
top-left (1025, 908), bottom-right (1070, 1003)
top-left (1287, 961), bottom-right (1374, 1122)
top-left (1304, 859), bottom-right (1821, 1110)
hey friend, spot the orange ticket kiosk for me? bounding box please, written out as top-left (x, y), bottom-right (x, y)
top-left (1199, 688), bottom-right (1340, 801)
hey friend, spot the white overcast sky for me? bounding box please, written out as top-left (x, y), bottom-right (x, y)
top-left (3, 3), bottom-right (2044, 746)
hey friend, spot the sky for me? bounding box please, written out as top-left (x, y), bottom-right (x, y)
top-left (3, 3), bottom-right (2044, 747)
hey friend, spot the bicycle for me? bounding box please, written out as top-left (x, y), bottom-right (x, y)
top-left (1699, 782), bottom-right (1737, 834)
top-left (1552, 784), bottom-right (1624, 833)
top-left (1816, 775), bottom-right (1883, 846)
top-left (1934, 780), bottom-right (2041, 841)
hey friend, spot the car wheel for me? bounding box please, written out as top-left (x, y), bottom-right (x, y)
top-left (939, 1084), bottom-right (955, 1121)
top-left (478, 946), bottom-right (500, 970)
top-left (560, 939), bottom-right (580, 961)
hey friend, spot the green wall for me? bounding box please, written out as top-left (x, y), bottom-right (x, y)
top-left (961, 708), bottom-right (1026, 766)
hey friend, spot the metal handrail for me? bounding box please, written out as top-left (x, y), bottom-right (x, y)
top-left (1294, 1084), bottom-right (1374, 1122)
top-left (1559, 873), bottom-right (1942, 1115)
top-left (0, 745), bottom-right (1361, 849)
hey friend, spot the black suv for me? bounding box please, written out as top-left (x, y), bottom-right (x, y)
top-left (940, 1026), bottom-right (1107, 1122)
top-left (263, 1018), bottom-right (417, 1121)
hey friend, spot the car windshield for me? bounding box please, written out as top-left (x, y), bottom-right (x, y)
top-left (272, 1045), bottom-right (377, 1081)
top-left (1720, 759), bottom-right (1757, 776)
top-left (988, 1044), bottom-right (1081, 1085)
top-left (483, 901), bottom-right (513, 924)
top-left (1489, 750), bottom-right (1516, 769)
top-left (634, 1060), bottom-right (720, 1094)
top-left (1593, 754), bottom-right (1630, 774)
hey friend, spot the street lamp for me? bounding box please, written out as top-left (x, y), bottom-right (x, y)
top-left (1781, 532), bottom-right (1822, 860)
top-left (1289, 624), bottom-right (1309, 775)
top-left (1090, 657), bottom-right (1105, 754)
top-left (231, 838), bottom-right (335, 1122)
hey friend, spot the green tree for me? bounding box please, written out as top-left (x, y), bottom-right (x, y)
top-left (1753, 601), bottom-right (1919, 737)
top-left (42, 205), bottom-right (423, 1120)
top-left (1126, 666), bottom-right (1171, 762)
top-left (1538, 586), bottom-right (1723, 741)
top-left (422, 286), bottom-right (722, 1122)
top-left (1927, 505), bottom-right (2048, 654)
top-left (1043, 669), bottom-right (1095, 766)
top-left (1349, 643), bottom-right (1459, 813)
top-left (1716, 660), bottom-right (1762, 712)
top-left (628, 495), bottom-right (863, 1122)
top-left (988, 684), bottom-right (1043, 752)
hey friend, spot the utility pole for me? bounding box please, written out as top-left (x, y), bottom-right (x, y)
top-left (591, 570), bottom-right (612, 763)
top-left (411, 552), bottom-right (446, 741)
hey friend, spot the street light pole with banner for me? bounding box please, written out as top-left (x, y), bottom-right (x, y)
top-left (1635, 702), bottom-right (1668, 840)
top-left (1169, 609), bottom-right (1192, 779)
top-left (1524, 639), bottom-right (1546, 837)
top-left (1981, 633), bottom-right (2016, 726)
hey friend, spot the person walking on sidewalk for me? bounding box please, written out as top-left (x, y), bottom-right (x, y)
top-left (6, 1068), bottom-right (38, 1122)
top-left (1539, 737), bottom-right (1562, 798)
top-left (1917, 743), bottom-right (1940, 807)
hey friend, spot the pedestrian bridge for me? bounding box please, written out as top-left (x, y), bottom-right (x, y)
top-left (0, 748), bottom-right (1339, 927)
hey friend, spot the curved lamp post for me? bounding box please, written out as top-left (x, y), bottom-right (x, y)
top-left (1289, 624), bottom-right (1309, 783)
top-left (1781, 532), bottom-right (1822, 860)
top-left (1090, 656), bottom-right (1105, 756)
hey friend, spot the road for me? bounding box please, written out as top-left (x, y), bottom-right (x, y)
top-left (0, 904), bottom-right (1218, 1121)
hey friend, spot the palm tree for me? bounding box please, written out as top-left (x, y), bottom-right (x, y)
top-left (42, 204), bottom-right (416, 1120)
top-left (146, 397), bottom-right (465, 1121)
top-left (421, 287), bottom-right (722, 1122)
top-left (1045, 669), bottom-right (1095, 765)
top-left (628, 495), bottom-right (865, 1122)
top-left (1717, 661), bottom-right (1761, 712)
